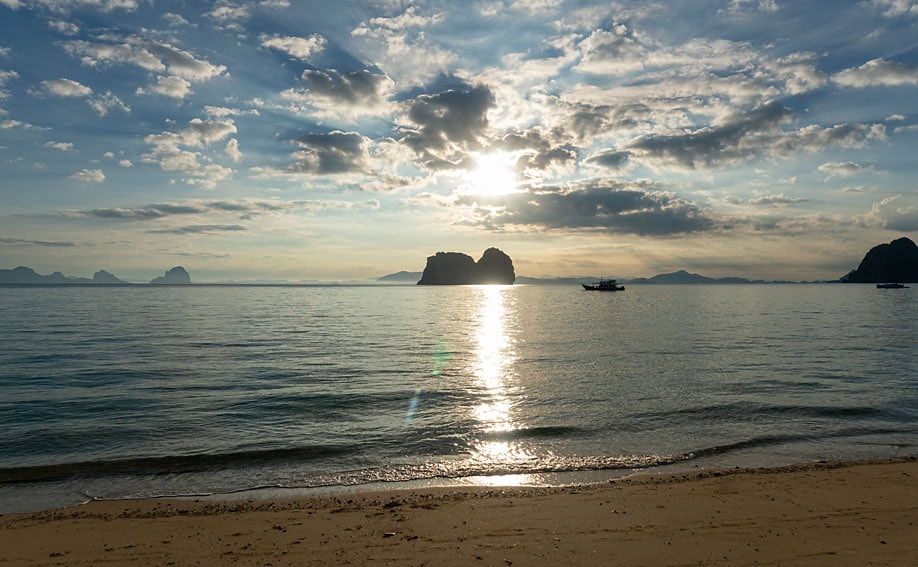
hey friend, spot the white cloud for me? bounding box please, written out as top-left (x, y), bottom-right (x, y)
top-left (1, 119), bottom-right (46, 130)
top-left (143, 118), bottom-right (238, 188)
top-left (575, 25), bottom-right (647, 76)
top-left (869, 0), bottom-right (918, 17)
top-left (44, 141), bottom-right (74, 151)
top-left (87, 91), bottom-right (130, 116)
top-left (260, 33), bottom-right (326, 60)
top-left (41, 78), bottom-right (92, 97)
top-left (119, 159), bottom-right (132, 167)
top-left (137, 75), bottom-right (191, 99)
top-left (162, 12), bottom-right (190, 27)
top-left (48, 20), bottom-right (80, 35)
top-left (0, 0), bottom-right (21, 8)
top-left (350, 6), bottom-right (455, 85)
top-left (62, 37), bottom-right (226, 101)
top-left (70, 168), bottom-right (105, 182)
top-left (817, 161), bottom-right (877, 179)
top-left (833, 58), bottom-right (918, 87)
top-left (225, 138), bottom-right (243, 162)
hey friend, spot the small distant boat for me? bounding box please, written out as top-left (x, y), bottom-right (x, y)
top-left (582, 278), bottom-right (625, 291)
top-left (876, 282), bottom-right (908, 289)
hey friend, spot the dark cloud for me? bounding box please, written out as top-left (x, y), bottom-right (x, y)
top-left (400, 83), bottom-right (495, 162)
top-left (586, 150), bottom-right (630, 169)
top-left (300, 69), bottom-right (393, 105)
top-left (63, 199), bottom-right (378, 221)
top-left (494, 129), bottom-right (576, 173)
top-left (0, 236), bottom-right (76, 247)
top-left (147, 224), bottom-right (247, 234)
top-left (458, 181), bottom-right (716, 235)
top-left (72, 204), bottom-right (207, 219)
top-left (290, 130), bottom-right (369, 174)
top-left (628, 100), bottom-right (792, 169)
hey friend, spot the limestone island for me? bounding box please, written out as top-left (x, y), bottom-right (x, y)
top-left (841, 236), bottom-right (918, 284)
top-left (150, 266), bottom-right (192, 285)
top-left (417, 248), bottom-right (515, 285)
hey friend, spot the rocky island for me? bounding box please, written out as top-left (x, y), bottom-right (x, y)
top-left (150, 266), bottom-right (192, 285)
top-left (0, 266), bottom-right (129, 285)
top-left (841, 237), bottom-right (918, 283)
top-left (417, 248), bottom-right (515, 285)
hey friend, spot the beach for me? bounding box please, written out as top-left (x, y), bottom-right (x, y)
top-left (1, 458), bottom-right (915, 566)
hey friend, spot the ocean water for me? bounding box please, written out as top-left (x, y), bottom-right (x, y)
top-left (0, 283), bottom-right (915, 513)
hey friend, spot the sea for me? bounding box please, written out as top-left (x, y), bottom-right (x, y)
top-left (1, 283), bottom-right (915, 514)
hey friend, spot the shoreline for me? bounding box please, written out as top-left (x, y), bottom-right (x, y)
top-left (3, 457), bottom-right (915, 566)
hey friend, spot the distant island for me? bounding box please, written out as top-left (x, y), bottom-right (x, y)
top-left (0, 266), bottom-right (129, 285)
top-left (0, 266), bottom-right (193, 285)
top-left (841, 237), bottom-right (918, 284)
top-left (149, 266), bottom-right (192, 285)
top-left (417, 248), bottom-right (515, 285)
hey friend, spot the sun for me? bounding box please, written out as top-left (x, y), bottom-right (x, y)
top-left (465, 151), bottom-right (519, 197)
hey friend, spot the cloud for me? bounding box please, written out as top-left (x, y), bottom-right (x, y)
top-left (137, 75), bottom-right (191, 98)
top-left (746, 193), bottom-right (809, 206)
top-left (62, 36), bottom-right (226, 99)
top-left (585, 149), bottom-right (630, 169)
top-left (869, 0), bottom-right (918, 18)
top-left (457, 180), bottom-right (717, 235)
top-left (400, 83), bottom-right (496, 164)
top-left (48, 19), bottom-right (79, 34)
top-left (350, 6), bottom-right (454, 85)
top-left (0, 69), bottom-right (18, 113)
top-left (260, 33), bottom-right (326, 60)
top-left (1, 119), bottom-right (45, 130)
top-left (0, 0), bottom-right (21, 9)
top-left (626, 101), bottom-right (887, 169)
top-left (299, 69), bottom-right (394, 106)
top-left (40, 78), bottom-right (92, 97)
top-left (225, 138), bottom-right (243, 162)
top-left (147, 224), bottom-right (247, 234)
top-left (833, 58), bottom-right (918, 87)
top-left (70, 168), bottom-right (105, 182)
top-left (817, 161), bottom-right (877, 179)
top-left (64, 198), bottom-right (381, 220)
top-left (143, 118), bottom-right (237, 187)
top-left (32, 0), bottom-right (140, 11)
top-left (288, 130), bottom-right (370, 175)
top-left (0, 236), bottom-right (76, 247)
top-left (627, 100), bottom-right (792, 169)
top-left (87, 90), bottom-right (129, 115)
top-left (575, 24), bottom-right (647, 76)
top-left (44, 141), bottom-right (74, 151)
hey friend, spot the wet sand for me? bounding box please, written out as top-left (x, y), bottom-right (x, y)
top-left (1, 458), bottom-right (915, 566)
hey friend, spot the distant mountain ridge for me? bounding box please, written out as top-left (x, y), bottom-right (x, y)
top-left (627, 270), bottom-right (765, 284)
top-left (0, 266), bottom-right (194, 285)
top-left (0, 266), bottom-right (130, 285)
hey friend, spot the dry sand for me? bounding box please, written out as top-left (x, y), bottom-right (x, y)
top-left (1, 458), bottom-right (915, 566)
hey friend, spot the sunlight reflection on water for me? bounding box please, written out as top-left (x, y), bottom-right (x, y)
top-left (469, 286), bottom-right (539, 485)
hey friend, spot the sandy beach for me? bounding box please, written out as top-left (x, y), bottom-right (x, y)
top-left (1, 458), bottom-right (915, 566)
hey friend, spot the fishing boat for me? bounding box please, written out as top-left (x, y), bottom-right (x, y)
top-left (582, 278), bottom-right (625, 291)
top-left (876, 282), bottom-right (908, 289)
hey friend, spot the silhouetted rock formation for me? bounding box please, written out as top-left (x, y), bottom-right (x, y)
top-left (417, 248), bottom-right (515, 285)
top-left (841, 237), bottom-right (918, 283)
top-left (92, 270), bottom-right (126, 284)
top-left (150, 266), bottom-right (192, 285)
top-left (0, 266), bottom-right (128, 284)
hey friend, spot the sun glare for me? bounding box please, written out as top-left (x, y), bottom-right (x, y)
top-left (466, 151), bottom-right (518, 196)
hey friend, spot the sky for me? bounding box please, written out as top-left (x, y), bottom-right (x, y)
top-left (1, 0), bottom-right (916, 282)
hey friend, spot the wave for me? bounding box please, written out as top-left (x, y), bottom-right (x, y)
top-left (0, 444), bottom-right (354, 485)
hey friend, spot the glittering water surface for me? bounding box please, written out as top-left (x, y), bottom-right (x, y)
top-left (0, 284), bottom-right (915, 512)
